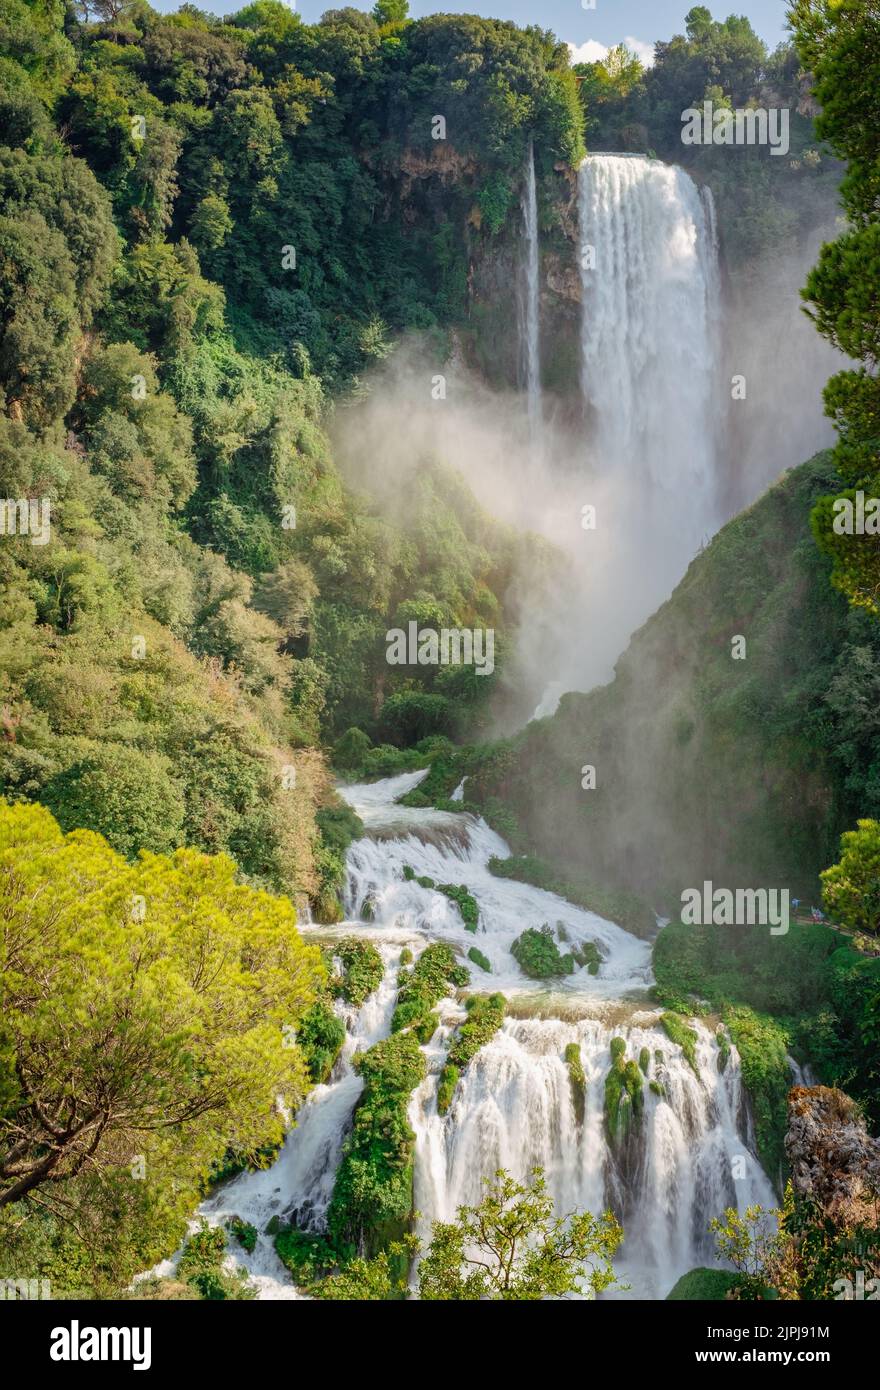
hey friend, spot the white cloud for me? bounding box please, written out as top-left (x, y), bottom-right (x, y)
top-left (624, 36), bottom-right (656, 68)
top-left (566, 36), bottom-right (655, 69)
top-left (567, 40), bottom-right (609, 65)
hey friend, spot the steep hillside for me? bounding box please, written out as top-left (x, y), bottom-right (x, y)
top-left (468, 453), bottom-right (880, 908)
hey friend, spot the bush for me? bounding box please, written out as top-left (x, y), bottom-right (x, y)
top-left (327, 1032), bottom-right (426, 1256)
top-left (511, 925), bottom-right (575, 979)
top-left (437, 882), bottom-right (479, 932)
top-left (467, 946), bottom-right (491, 972)
top-left (42, 745), bottom-right (186, 858)
top-left (392, 942), bottom-right (469, 1040)
top-left (330, 939), bottom-right (384, 1007)
top-left (297, 998), bottom-right (346, 1084)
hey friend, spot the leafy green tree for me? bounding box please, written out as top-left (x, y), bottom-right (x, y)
top-left (791, 0), bottom-right (880, 612)
top-left (42, 744), bottom-right (187, 858)
top-left (372, 0), bottom-right (409, 25)
top-left (418, 1167), bottom-right (623, 1300)
top-left (0, 799), bottom-right (324, 1209)
top-left (821, 819), bottom-right (880, 936)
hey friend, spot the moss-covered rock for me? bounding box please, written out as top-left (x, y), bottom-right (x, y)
top-left (437, 1063), bottom-right (460, 1116)
top-left (666, 1267), bottom-right (748, 1300)
top-left (228, 1217), bottom-right (258, 1253)
top-left (467, 945), bottom-right (491, 972)
top-left (661, 1011), bottom-right (699, 1075)
top-left (511, 924), bottom-right (576, 978)
top-left (604, 1037), bottom-right (644, 1144)
top-left (297, 997), bottom-right (346, 1084)
top-left (437, 882), bottom-right (479, 932)
top-left (565, 1041), bottom-right (586, 1126)
top-left (725, 1006), bottom-right (791, 1183)
top-left (392, 942), bottom-right (469, 1039)
top-left (330, 938), bottom-right (384, 1007)
top-left (437, 993), bottom-right (506, 1114)
top-left (327, 1031), bottom-right (426, 1258)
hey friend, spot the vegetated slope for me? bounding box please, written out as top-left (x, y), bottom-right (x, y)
top-left (468, 453), bottom-right (880, 909)
top-left (0, 1), bottom-right (571, 908)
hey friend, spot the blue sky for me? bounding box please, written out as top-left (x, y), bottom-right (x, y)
top-left (150, 1), bottom-right (796, 62)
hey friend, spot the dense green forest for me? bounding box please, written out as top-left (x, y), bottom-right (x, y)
top-left (0, 0), bottom-right (878, 1306)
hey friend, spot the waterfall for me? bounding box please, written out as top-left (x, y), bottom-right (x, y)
top-left (577, 153), bottom-right (722, 546)
top-left (181, 772), bottom-right (777, 1300)
top-left (521, 139), bottom-right (542, 444)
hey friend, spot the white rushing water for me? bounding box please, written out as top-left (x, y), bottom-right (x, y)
top-left (521, 139), bottom-right (542, 446)
top-left (578, 154), bottom-right (721, 533)
top-left (185, 771), bottom-right (777, 1300)
top-left (537, 153), bottom-right (726, 701)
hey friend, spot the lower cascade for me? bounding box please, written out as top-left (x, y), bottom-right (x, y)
top-left (180, 771), bottom-right (777, 1299)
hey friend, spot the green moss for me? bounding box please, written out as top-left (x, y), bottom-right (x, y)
top-left (327, 1031), bottom-right (427, 1257)
top-left (399, 947), bottom-right (413, 966)
top-left (392, 942), bottom-right (469, 1038)
top-left (604, 1040), bottom-right (644, 1144)
top-left (511, 925), bottom-right (576, 979)
top-left (666, 1268), bottom-right (748, 1301)
top-left (649, 1079), bottom-right (665, 1098)
top-left (437, 882), bottom-right (479, 932)
top-left (467, 946), bottom-right (491, 973)
top-left (274, 1228), bottom-right (337, 1285)
top-left (436, 1063), bottom-right (459, 1116)
top-left (297, 997), bottom-right (346, 1084)
top-left (437, 993), bottom-right (505, 1115)
top-left (228, 1218), bottom-right (258, 1253)
top-left (330, 938), bottom-right (384, 1008)
top-left (724, 1006), bottom-right (791, 1183)
top-left (660, 1012), bottom-right (699, 1075)
top-left (638, 1047), bottom-right (651, 1076)
top-left (447, 994), bottom-right (505, 1070)
top-left (565, 1042), bottom-right (586, 1126)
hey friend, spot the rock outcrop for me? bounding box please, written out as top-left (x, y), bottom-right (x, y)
top-left (786, 1086), bottom-right (880, 1227)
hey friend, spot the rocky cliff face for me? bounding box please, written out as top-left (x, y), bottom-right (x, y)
top-left (786, 1086), bottom-right (880, 1228)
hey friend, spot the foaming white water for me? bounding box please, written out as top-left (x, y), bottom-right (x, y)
top-left (412, 1015), bottom-right (777, 1299)
top-left (342, 775), bottom-right (653, 998)
top-left (521, 139), bottom-right (542, 446)
top-left (179, 945), bottom-right (402, 1299)
top-left (168, 771), bottom-right (775, 1301)
top-left (558, 154), bottom-right (724, 693)
top-left (579, 154), bottom-right (721, 518)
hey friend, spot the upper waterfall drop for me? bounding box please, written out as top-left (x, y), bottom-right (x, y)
top-left (521, 139), bottom-right (542, 447)
top-left (577, 154), bottom-right (723, 551)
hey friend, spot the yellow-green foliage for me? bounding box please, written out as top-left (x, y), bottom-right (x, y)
top-left (0, 800), bottom-right (325, 1289)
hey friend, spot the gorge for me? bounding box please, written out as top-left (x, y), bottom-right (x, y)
top-left (1, 1), bottom-right (877, 1315)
